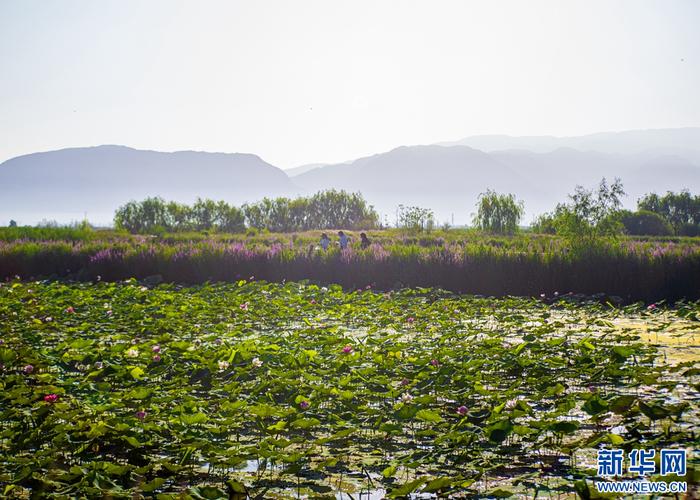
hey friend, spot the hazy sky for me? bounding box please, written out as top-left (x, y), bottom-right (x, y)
top-left (1, 0), bottom-right (698, 168)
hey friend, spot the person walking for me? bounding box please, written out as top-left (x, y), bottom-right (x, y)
top-left (338, 231), bottom-right (348, 250)
top-left (360, 232), bottom-right (371, 249)
top-left (319, 233), bottom-right (330, 251)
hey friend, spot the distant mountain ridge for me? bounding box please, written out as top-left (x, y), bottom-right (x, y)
top-left (0, 145), bottom-right (295, 224)
top-left (292, 128), bottom-right (700, 223)
top-left (1, 128), bottom-right (699, 226)
top-left (437, 127), bottom-right (700, 155)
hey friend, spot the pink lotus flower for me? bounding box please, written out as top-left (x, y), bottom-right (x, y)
top-left (135, 410), bottom-right (147, 420)
top-left (299, 400), bottom-right (310, 409)
top-left (400, 378), bottom-right (410, 386)
top-left (342, 344), bottom-right (353, 354)
top-left (310, 299), bottom-right (316, 304)
top-left (406, 317), bottom-right (414, 324)
top-left (65, 306), bottom-right (75, 314)
top-left (44, 394), bottom-right (59, 403)
top-left (457, 405), bottom-right (468, 416)
top-left (240, 303), bottom-right (249, 311)
top-left (430, 359), bottom-right (439, 367)
top-left (23, 364), bottom-right (34, 374)
top-left (152, 345), bottom-right (161, 353)
top-left (648, 303), bottom-right (657, 310)
top-left (152, 354), bottom-right (161, 362)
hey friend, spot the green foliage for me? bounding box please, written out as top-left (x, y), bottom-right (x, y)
top-left (0, 222), bottom-right (100, 242)
top-left (242, 190), bottom-right (379, 232)
top-left (397, 205), bottom-right (435, 233)
top-left (114, 197), bottom-right (245, 233)
top-left (638, 190), bottom-right (700, 236)
top-left (617, 209), bottom-right (673, 236)
top-left (1, 229), bottom-right (700, 300)
top-left (473, 190), bottom-right (524, 234)
top-left (540, 178), bottom-right (626, 250)
top-left (530, 213), bottom-right (557, 234)
top-left (0, 280), bottom-right (696, 497)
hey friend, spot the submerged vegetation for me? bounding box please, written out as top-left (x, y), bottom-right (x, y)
top-left (1, 280), bottom-right (698, 498)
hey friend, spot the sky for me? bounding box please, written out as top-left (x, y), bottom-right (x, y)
top-left (1, 0), bottom-right (699, 168)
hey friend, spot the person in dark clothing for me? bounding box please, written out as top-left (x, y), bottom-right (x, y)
top-left (360, 232), bottom-right (371, 249)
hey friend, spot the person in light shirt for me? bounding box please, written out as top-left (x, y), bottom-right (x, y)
top-left (319, 233), bottom-right (330, 251)
top-left (337, 231), bottom-right (348, 249)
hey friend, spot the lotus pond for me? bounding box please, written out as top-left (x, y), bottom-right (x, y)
top-left (0, 280), bottom-right (698, 498)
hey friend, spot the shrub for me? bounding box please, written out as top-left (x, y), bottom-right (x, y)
top-left (618, 210), bottom-right (673, 236)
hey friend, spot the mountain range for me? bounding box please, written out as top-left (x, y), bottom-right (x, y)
top-left (1, 128), bottom-right (699, 226)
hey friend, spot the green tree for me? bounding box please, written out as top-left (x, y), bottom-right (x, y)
top-left (397, 205), bottom-right (435, 233)
top-left (165, 201), bottom-right (193, 231)
top-left (638, 190), bottom-right (700, 236)
top-left (115, 198), bottom-right (245, 233)
top-left (473, 190), bottom-right (524, 234)
top-left (307, 190), bottom-right (379, 230)
top-left (616, 209), bottom-right (673, 236)
top-left (213, 201), bottom-right (245, 233)
top-left (545, 178), bottom-right (626, 249)
top-left (191, 198), bottom-right (218, 231)
top-left (530, 213), bottom-right (557, 234)
top-left (243, 190), bottom-right (378, 232)
top-left (114, 197), bottom-right (169, 233)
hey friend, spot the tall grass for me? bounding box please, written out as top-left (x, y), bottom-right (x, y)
top-left (1, 234), bottom-right (699, 301)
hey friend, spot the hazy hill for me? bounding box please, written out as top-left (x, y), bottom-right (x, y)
top-left (2, 128), bottom-right (699, 227)
top-left (0, 145), bottom-right (294, 225)
top-left (284, 163), bottom-right (327, 177)
top-left (293, 142), bottom-right (700, 224)
top-left (438, 127), bottom-right (700, 155)
top-left (293, 145), bottom-right (543, 224)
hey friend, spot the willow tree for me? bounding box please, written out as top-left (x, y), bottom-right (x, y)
top-left (473, 190), bottom-right (524, 234)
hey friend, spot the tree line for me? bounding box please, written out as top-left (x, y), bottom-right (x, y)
top-left (113, 190), bottom-right (380, 234)
top-left (529, 184), bottom-right (700, 238)
top-left (112, 184), bottom-right (699, 238)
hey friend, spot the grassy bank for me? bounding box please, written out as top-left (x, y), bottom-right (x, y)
top-left (1, 230), bottom-right (699, 301)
